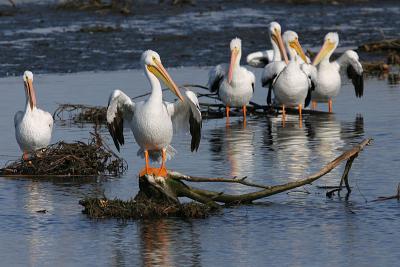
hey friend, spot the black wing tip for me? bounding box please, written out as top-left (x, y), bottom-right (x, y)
top-left (260, 57), bottom-right (270, 67)
top-left (107, 112), bottom-right (124, 152)
top-left (304, 81), bottom-right (314, 108)
top-left (347, 66), bottom-right (364, 98)
top-left (189, 109), bottom-right (202, 153)
top-left (210, 75), bottom-right (223, 93)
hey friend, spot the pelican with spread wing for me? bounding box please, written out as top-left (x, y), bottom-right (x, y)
top-left (107, 50), bottom-right (202, 177)
top-left (312, 32), bottom-right (364, 112)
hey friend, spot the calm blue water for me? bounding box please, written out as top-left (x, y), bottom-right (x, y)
top-left (0, 67), bottom-right (399, 266)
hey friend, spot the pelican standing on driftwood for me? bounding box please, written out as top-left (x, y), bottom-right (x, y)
top-left (208, 38), bottom-right (255, 125)
top-left (263, 31), bottom-right (313, 127)
top-left (14, 71), bottom-right (54, 160)
top-left (312, 32), bottom-right (364, 112)
top-left (107, 50), bottom-right (202, 177)
top-left (247, 22), bottom-right (310, 69)
top-left (247, 22), bottom-right (288, 69)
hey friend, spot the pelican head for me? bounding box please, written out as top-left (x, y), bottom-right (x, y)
top-left (268, 21), bottom-right (288, 64)
top-left (283, 31), bottom-right (307, 62)
top-left (141, 50), bottom-right (184, 101)
top-left (312, 32), bottom-right (339, 66)
top-left (228, 37), bottom-right (242, 84)
top-left (23, 70), bottom-right (36, 111)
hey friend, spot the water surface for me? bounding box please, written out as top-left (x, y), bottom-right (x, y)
top-left (0, 67), bottom-right (399, 266)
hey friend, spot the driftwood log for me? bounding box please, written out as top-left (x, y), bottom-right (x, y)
top-left (142, 138), bottom-right (372, 207)
top-left (54, 84), bottom-right (331, 124)
top-left (81, 138), bottom-right (372, 219)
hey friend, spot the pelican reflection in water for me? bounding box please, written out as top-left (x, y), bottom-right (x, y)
top-left (209, 121), bottom-right (257, 180)
top-left (139, 219), bottom-right (201, 267)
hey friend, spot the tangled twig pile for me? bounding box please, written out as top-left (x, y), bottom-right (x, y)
top-left (80, 197), bottom-right (214, 219)
top-left (0, 131), bottom-right (126, 176)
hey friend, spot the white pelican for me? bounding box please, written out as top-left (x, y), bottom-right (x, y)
top-left (259, 21), bottom-right (289, 105)
top-left (247, 21), bottom-right (310, 69)
top-left (14, 71), bottom-right (53, 160)
top-left (207, 38), bottom-right (255, 124)
top-left (107, 50), bottom-right (202, 177)
top-left (312, 32), bottom-right (364, 112)
top-left (246, 49), bottom-right (274, 68)
top-left (263, 31), bottom-right (313, 126)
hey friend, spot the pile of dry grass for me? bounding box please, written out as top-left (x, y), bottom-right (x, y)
top-left (79, 197), bottom-right (214, 219)
top-left (0, 132), bottom-right (126, 176)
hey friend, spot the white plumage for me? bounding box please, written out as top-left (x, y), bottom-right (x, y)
top-left (14, 71), bottom-right (53, 158)
top-left (263, 31), bottom-right (313, 125)
top-left (246, 49), bottom-right (274, 68)
top-left (208, 38), bottom-right (255, 122)
top-left (107, 50), bottom-right (202, 177)
top-left (312, 32), bottom-right (364, 111)
top-left (247, 22), bottom-right (311, 69)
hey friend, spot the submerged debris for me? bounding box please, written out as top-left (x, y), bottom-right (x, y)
top-left (79, 25), bottom-right (122, 33)
top-left (79, 197), bottom-right (213, 219)
top-left (358, 39), bottom-right (400, 76)
top-left (359, 39), bottom-right (400, 53)
top-left (57, 0), bottom-right (132, 14)
top-left (0, 131), bottom-right (126, 176)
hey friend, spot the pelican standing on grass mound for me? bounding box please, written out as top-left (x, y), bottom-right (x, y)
top-left (107, 50), bottom-right (202, 178)
top-left (263, 31), bottom-right (314, 127)
top-left (312, 32), bottom-right (364, 112)
top-left (207, 38), bottom-right (255, 124)
top-left (14, 71), bottom-right (54, 160)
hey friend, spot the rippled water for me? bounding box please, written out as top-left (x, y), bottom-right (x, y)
top-left (0, 1), bottom-right (399, 75)
top-left (0, 67), bottom-right (400, 266)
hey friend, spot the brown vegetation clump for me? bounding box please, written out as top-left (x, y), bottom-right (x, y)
top-left (79, 197), bottom-right (214, 219)
top-left (0, 132), bottom-right (126, 176)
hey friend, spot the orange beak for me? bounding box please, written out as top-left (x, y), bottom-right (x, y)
top-left (290, 39), bottom-right (308, 62)
top-left (148, 58), bottom-right (184, 101)
top-left (228, 48), bottom-right (239, 84)
top-left (312, 39), bottom-right (335, 66)
top-left (272, 29), bottom-right (289, 64)
top-left (25, 78), bottom-right (36, 110)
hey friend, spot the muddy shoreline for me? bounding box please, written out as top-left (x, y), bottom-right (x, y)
top-left (0, 0), bottom-right (399, 77)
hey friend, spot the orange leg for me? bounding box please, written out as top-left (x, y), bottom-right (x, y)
top-left (312, 101), bottom-right (317, 110)
top-left (22, 151), bottom-right (29, 161)
top-left (157, 148), bottom-right (168, 177)
top-left (282, 104), bottom-right (286, 127)
top-left (139, 150), bottom-right (151, 177)
top-left (226, 106), bottom-right (230, 126)
top-left (243, 105), bottom-right (247, 126)
top-left (328, 99), bottom-right (333, 113)
top-left (298, 104), bottom-right (303, 128)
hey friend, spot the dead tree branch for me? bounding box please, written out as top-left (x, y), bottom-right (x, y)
top-left (139, 138), bottom-right (372, 206)
top-left (371, 183), bottom-right (400, 202)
